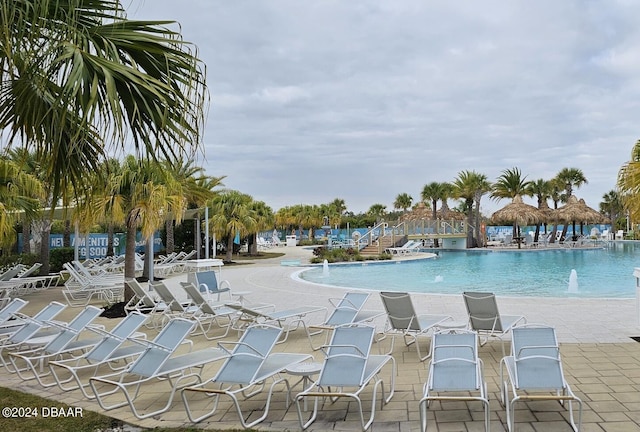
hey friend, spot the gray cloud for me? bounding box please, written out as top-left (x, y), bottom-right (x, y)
top-left (132, 0), bottom-right (640, 214)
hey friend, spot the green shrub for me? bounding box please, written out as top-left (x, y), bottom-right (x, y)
top-left (0, 253), bottom-right (39, 271)
top-left (50, 247), bottom-right (75, 272)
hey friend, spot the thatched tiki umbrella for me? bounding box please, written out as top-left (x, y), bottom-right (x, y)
top-left (555, 196), bottom-right (608, 240)
top-left (491, 196), bottom-right (546, 249)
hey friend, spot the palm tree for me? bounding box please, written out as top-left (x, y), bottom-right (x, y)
top-left (491, 167), bottom-right (531, 200)
top-left (555, 168), bottom-right (588, 240)
top-left (209, 191), bottom-right (256, 262)
top-left (326, 198), bottom-right (347, 231)
top-left (393, 193), bottom-right (413, 214)
top-left (367, 204), bottom-right (387, 223)
top-left (0, 0), bottom-right (207, 203)
top-left (87, 155), bottom-right (187, 296)
top-left (421, 182), bottom-right (447, 247)
top-left (618, 140), bottom-right (640, 226)
top-left (247, 201), bottom-right (275, 255)
top-left (491, 167), bottom-right (532, 245)
top-left (7, 149), bottom-right (42, 254)
top-left (329, 198), bottom-right (347, 216)
top-left (452, 171), bottom-right (490, 248)
top-left (160, 158), bottom-right (222, 254)
top-left (525, 178), bottom-right (552, 242)
top-left (0, 157), bottom-right (43, 250)
top-left (600, 190), bottom-right (622, 233)
top-left (547, 177), bottom-right (565, 243)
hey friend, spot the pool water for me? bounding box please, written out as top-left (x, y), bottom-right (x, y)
top-left (298, 242), bottom-right (640, 298)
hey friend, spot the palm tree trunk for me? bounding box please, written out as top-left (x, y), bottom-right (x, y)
top-left (124, 214), bottom-right (138, 281)
top-left (249, 233), bottom-right (258, 255)
top-left (225, 236), bottom-right (234, 262)
top-left (165, 219), bottom-right (175, 254)
top-left (38, 219), bottom-right (52, 276)
top-left (63, 219), bottom-right (71, 247)
top-left (107, 223), bottom-right (114, 257)
top-left (22, 220), bottom-right (31, 254)
top-left (466, 209), bottom-right (474, 248)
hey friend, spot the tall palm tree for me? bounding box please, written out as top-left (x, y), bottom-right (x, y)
top-left (547, 177), bottom-right (565, 243)
top-left (329, 198), bottom-right (347, 216)
top-left (453, 170), bottom-right (489, 248)
top-left (526, 178), bottom-right (552, 242)
top-left (555, 167), bottom-right (588, 240)
top-left (160, 158), bottom-right (222, 254)
top-left (247, 201), bottom-right (275, 255)
top-left (473, 175), bottom-right (492, 247)
top-left (87, 155), bottom-right (187, 295)
top-left (600, 190), bottom-right (622, 232)
top-left (0, 157), bottom-right (43, 249)
top-left (209, 191), bottom-right (256, 262)
top-left (393, 193), bottom-right (413, 214)
top-left (556, 167), bottom-right (588, 198)
top-left (7, 149), bottom-right (42, 254)
top-left (421, 182), bottom-right (447, 247)
top-left (491, 167), bottom-right (532, 244)
top-left (367, 204), bottom-right (387, 223)
top-left (618, 140), bottom-right (640, 225)
top-left (491, 167), bottom-right (531, 200)
top-left (0, 0), bottom-right (207, 203)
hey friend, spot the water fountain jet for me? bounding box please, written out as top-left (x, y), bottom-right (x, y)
top-left (568, 269), bottom-right (578, 293)
top-left (322, 259), bottom-right (330, 277)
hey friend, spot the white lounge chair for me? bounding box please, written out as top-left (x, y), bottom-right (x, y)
top-left (385, 240), bottom-right (421, 255)
top-left (500, 324), bottom-right (582, 431)
top-left (295, 324), bottom-right (396, 431)
top-left (419, 330), bottom-right (489, 432)
top-left (224, 302), bottom-right (328, 343)
top-left (188, 270), bottom-right (232, 301)
top-left (305, 291), bottom-right (383, 350)
top-left (7, 305), bottom-right (104, 384)
top-left (124, 278), bottom-right (167, 317)
top-left (181, 324), bottom-right (312, 427)
top-left (0, 302), bottom-right (67, 359)
top-left (148, 280), bottom-right (199, 328)
top-left (0, 298), bottom-right (28, 331)
top-left (463, 291), bottom-right (526, 355)
top-left (48, 312), bottom-right (148, 399)
top-left (89, 317), bottom-right (227, 420)
top-left (179, 282), bottom-right (238, 340)
top-left (61, 262), bottom-right (123, 307)
top-left (379, 291), bottom-right (453, 361)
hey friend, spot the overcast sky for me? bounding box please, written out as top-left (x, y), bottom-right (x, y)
top-left (130, 0), bottom-right (640, 215)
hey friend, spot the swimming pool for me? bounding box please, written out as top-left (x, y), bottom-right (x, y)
top-left (298, 242), bottom-right (640, 298)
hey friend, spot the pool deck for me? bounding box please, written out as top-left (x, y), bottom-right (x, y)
top-left (2, 247), bottom-right (640, 431)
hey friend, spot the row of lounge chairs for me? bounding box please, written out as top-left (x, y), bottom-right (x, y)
top-left (0, 263), bottom-right (60, 303)
top-left (0, 296), bottom-right (395, 430)
top-left (0, 288), bottom-right (582, 431)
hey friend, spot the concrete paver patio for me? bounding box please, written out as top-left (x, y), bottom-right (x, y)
top-left (2, 246), bottom-right (640, 431)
